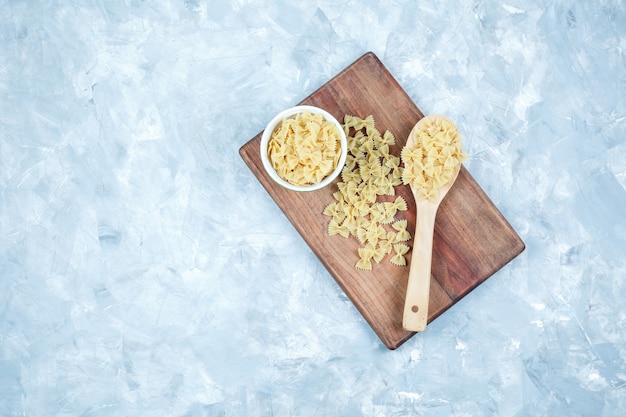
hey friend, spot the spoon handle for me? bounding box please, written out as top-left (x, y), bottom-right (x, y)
top-left (402, 202), bottom-right (438, 332)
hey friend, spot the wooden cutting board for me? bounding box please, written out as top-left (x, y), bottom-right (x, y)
top-left (239, 52), bottom-right (525, 349)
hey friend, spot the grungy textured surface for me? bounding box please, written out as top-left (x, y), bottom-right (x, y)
top-left (1, 0), bottom-right (625, 416)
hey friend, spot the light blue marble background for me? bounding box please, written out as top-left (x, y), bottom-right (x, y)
top-left (1, 0), bottom-right (625, 415)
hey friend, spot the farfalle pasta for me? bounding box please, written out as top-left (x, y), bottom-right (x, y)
top-left (401, 115), bottom-right (468, 201)
top-left (323, 115), bottom-right (412, 270)
top-left (267, 110), bottom-right (342, 186)
top-left (390, 244), bottom-right (410, 266)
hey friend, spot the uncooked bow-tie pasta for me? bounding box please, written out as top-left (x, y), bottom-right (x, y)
top-left (401, 115), bottom-right (468, 201)
top-left (267, 110), bottom-right (342, 186)
top-left (323, 115), bottom-right (411, 271)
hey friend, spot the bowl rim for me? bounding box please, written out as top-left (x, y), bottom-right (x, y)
top-left (260, 105), bottom-right (347, 192)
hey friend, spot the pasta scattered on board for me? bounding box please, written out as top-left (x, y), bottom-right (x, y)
top-left (267, 110), bottom-right (342, 186)
top-left (401, 115), bottom-right (468, 202)
top-left (323, 115), bottom-right (411, 270)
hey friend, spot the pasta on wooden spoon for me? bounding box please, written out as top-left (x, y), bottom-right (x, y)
top-left (401, 115), bottom-right (467, 332)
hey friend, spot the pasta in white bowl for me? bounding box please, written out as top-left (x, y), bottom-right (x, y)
top-left (260, 105), bottom-right (348, 192)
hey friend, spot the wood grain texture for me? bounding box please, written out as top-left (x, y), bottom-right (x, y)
top-left (239, 52), bottom-right (525, 349)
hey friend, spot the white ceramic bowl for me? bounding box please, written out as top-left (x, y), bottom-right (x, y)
top-left (260, 105), bottom-right (347, 192)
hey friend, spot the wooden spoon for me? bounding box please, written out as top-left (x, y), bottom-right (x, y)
top-left (402, 116), bottom-right (462, 332)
